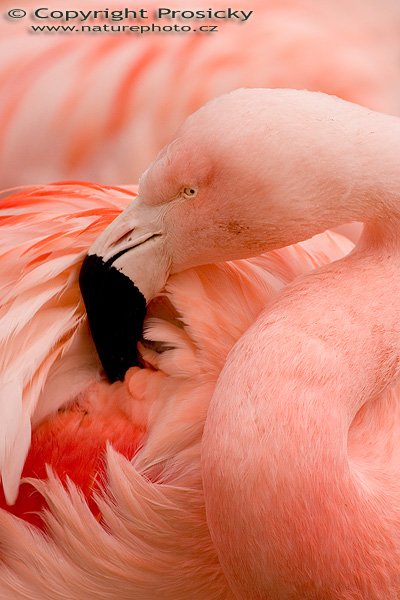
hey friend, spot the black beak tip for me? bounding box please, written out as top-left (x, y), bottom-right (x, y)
top-left (79, 253), bottom-right (147, 383)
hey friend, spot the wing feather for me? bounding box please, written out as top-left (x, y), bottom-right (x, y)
top-left (0, 182), bottom-right (135, 503)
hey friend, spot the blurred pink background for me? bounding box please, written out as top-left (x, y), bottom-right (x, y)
top-left (0, 0), bottom-right (399, 188)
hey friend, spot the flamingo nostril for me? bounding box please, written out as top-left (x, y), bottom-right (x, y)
top-left (109, 229), bottom-right (134, 249)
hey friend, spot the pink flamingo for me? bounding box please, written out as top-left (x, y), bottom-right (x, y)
top-left (0, 180), bottom-right (354, 597)
top-left (83, 88), bottom-right (400, 597)
top-left (1, 0), bottom-right (400, 187)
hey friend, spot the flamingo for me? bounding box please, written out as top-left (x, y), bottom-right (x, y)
top-left (82, 88), bottom-right (400, 598)
top-left (1, 0), bottom-right (400, 188)
top-left (0, 180), bottom-right (355, 597)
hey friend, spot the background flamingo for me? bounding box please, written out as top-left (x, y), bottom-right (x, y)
top-left (0, 0), bottom-right (399, 187)
top-left (0, 180), bottom-right (355, 598)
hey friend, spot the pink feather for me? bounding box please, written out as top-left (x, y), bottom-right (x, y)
top-left (0, 182), bottom-right (355, 597)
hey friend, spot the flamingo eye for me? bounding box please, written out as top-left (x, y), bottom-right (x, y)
top-left (182, 187), bottom-right (198, 199)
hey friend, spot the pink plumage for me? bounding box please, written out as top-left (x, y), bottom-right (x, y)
top-left (0, 181), bottom-right (354, 597)
top-left (0, 182), bottom-right (135, 503)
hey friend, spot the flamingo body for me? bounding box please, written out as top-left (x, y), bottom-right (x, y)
top-left (83, 88), bottom-right (400, 597)
top-left (0, 181), bottom-right (356, 598)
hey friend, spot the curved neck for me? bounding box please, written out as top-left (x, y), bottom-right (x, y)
top-left (256, 105), bottom-right (400, 253)
top-left (203, 295), bottom-right (400, 599)
top-left (201, 95), bottom-right (400, 598)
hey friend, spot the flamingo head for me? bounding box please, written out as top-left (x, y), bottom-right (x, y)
top-left (79, 88), bottom-right (369, 381)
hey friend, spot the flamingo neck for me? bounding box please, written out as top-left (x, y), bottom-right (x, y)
top-left (201, 97), bottom-right (400, 598)
top-left (258, 107), bottom-right (400, 253)
top-left (203, 266), bottom-right (400, 599)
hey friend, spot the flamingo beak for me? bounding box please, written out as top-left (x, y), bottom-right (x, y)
top-left (79, 198), bottom-right (170, 382)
